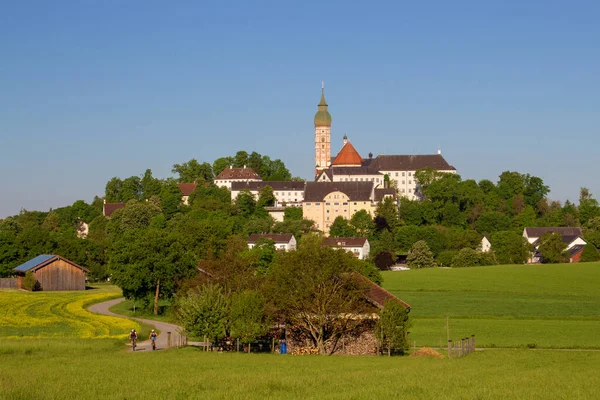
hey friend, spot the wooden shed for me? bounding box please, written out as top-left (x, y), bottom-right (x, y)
top-left (13, 255), bottom-right (89, 291)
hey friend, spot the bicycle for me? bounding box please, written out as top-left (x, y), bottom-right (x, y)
top-left (151, 337), bottom-right (156, 351)
top-left (131, 338), bottom-right (137, 351)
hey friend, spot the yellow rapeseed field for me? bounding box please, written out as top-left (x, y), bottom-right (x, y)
top-left (0, 286), bottom-right (139, 339)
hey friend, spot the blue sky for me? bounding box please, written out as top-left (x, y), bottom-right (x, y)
top-left (1, 1), bottom-right (599, 218)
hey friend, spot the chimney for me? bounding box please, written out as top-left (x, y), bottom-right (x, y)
top-left (437, 149), bottom-right (441, 155)
top-left (343, 134), bottom-right (348, 145)
top-left (368, 152), bottom-right (373, 159)
top-left (243, 165), bottom-right (246, 169)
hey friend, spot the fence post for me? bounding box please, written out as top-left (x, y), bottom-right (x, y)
top-left (471, 335), bottom-right (475, 354)
top-left (447, 340), bottom-right (452, 359)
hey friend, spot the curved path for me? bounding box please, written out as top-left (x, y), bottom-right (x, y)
top-left (88, 298), bottom-right (191, 352)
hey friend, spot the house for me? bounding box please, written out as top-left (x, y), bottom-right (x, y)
top-left (231, 181), bottom-right (305, 206)
top-left (177, 182), bottom-right (198, 205)
top-left (248, 234), bottom-right (297, 251)
top-left (13, 255), bottom-right (89, 291)
top-left (214, 167), bottom-right (262, 190)
top-left (524, 227), bottom-right (587, 263)
top-left (102, 200), bottom-right (125, 217)
top-left (322, 237), bottom-right (370, 260)
top-left (303, 181), bottom-right (395, 234)
top-left (479, 236), bottom-right (491, 252)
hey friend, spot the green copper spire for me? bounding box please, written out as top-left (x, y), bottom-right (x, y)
top-left (314, 85), bottom-right (332, 127)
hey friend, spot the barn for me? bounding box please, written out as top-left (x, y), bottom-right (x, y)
top-left (13, 255), bottom-right (89, 291)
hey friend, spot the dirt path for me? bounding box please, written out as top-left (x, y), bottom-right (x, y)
top-left (88, 298), bottom-right (189, 352)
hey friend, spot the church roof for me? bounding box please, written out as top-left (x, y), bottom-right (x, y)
top-left (214, 168), bottom-right (261, 181)
top-left (314, 89), bottom-right (332, 127)
top-left (304, 181), bottom-right (374, 202)
top-left (365, 154), bottom-right (455, 171)
top-left (332, 141), bottom-right (363, 166)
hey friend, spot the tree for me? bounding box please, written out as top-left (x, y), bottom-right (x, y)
top-left (266, 236), bottom-right (373, 355)
top-left (497, 171), bottom-right (525, 200)
top-left (109, 228), bottom-right (197, 314)
top-left (580, 244), bottom-right (600, 262)
top-left (284, 207), bottom-right (303, 221)
top-left (374, 251), bottom-right (395, 271)
top-left (329, 216), bottom-right (357, 237)
top-left (538, 233), bottom-right (568, 264)
top-left (375, 197), bottom-right (399, 231)
top-left (475, 212), bottom-right (511, 236)
top-left (212, 157), bottom-right (234, 176)
top-left (141, 169), bottom-right (163, 198)
top-left (490, 231), bottom-right (530, 264)
top-left (234, 190), bottom-right (256, 217)
top-left (579, 187), bottom-right (600, 226)
top-left (230, 290), bottom-right (269, 350)
top-left (451, 248), bottom-right (481, 267)
top-left (406, 240), bottom-right (435, 269)
top-left (256, 185), bottom-right (276, 208)
top-left (176, 284), bottom-right (228, 343)
top-left (375, 300), bottom-right (411, 356)
top-left (350, 210), bottom-right (374, 236)
top-left (172, 159), bottom-right (213, 183)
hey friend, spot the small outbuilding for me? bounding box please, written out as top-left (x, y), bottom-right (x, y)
top-left (13, 255), bottom-right (89, 291)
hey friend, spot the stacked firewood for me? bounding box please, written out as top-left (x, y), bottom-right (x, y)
top-left (291, 346), bottom-right (319, 355)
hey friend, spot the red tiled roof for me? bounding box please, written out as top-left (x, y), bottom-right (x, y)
top-left (248, 233), bottom-right (294, 244)
top-left (322, 237), bottom-right (368, 247)
top-left (177, 182), bottom-right (197, 196)
top-left (332, 142), bottom-right (363, 166)
top-left (103, 202), bottom-right (125, 217)
top-left (215, 168), bottom-right (261, 180)
top-left (349, 272), bottom-right (410, 310)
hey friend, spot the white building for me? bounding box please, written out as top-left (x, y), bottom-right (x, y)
top-left (214, 167), bottom-right (261, 190)
top-left (177, 182), bottom-right (198, 205)
top-left (479, 236), bottom-right (492, 252)
top-left (322, 237), bottom-right (370, 260)
top-left (248, 233), bottom-right (297, 252)
top-left (231, 181), bottom-right (305, 206)
top-left (523, 227), bottom-right (587, 263)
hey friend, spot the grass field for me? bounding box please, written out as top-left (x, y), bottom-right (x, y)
top-left (0, 339), bottom-right (598, 399)
top-left (382, 262), bottom-right (600, 348)
top-left (109, 298), bottom-right (175, 323)
top-left (0, 285), bottom-right (140, 339)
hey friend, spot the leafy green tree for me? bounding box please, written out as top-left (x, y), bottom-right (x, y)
top-left (22, 271), bottom-right (40, 291)
top-left (107, 201), bottom-right (162, 238)
top-left (244, 238), bottom-right (277, 275)
top-left (497, 171), bottom-right (525, 200)
top-left (374, 251), bottom-right (395, 271)
top-left (436, 250), bottom-right (458, 267)
top-left (451, 248), bottom-right (481, 267)
top-left (538, 233), bottom-right (568, 264)
top-left (511, 206), bottom-right (537, 229)
top-left (406, 240), bottom-right (435, 269)
top-left (284, 207), bottom-right (303, 221)
top-left (256, 185), bottom-right (276, 208)
top-left (230, 290), bottom-right (269, 350)
top-left (375, 300), bottom-right (411, 356)
top-left (444, 228), bottom-right (481, 251)
top-left (141, 169), bottom-right (163, 198)
top-left (490, 231), bottom-right (530, 264)
top-left (350, 210), bottom-right (374, 237)
top-left (212, 157), bottom-right (234, 176)
top-left (176, 284), bottom-right (228, 342)
top-left (580, 244), bottom-right (600, 262)
top-left (375, 197), bottom-right (399, 231)
top-left (398, 199), bottom-right (423, 225)
top-left (234, 190), bottom-right (256, 218)
top-left (579, 187), bottom-right (600, 226)
top-left (233, 151), bottom-right (249, 168)
top-left (440, 202), bottom-right (466, 227)
top-left (475, 211), bottom-right (511, 236)
top-left (266, 235), bottom-right (373, 355)
top-left (109, 228), bottom-right (197, 314)
top-left (172, 159), bottom-right (214, 183)
top-left (523, 174), bottom-right (549, 208)
top-left (329, 216), bottom-right (357, 237)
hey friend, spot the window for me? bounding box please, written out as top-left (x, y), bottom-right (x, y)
top-left (345, 178), bottom-right (348, 181)
top-left (321, 145), bottom-right (324, 149)
top-left (402, 180), bottom-right (405, 184)
top-left (395, 172), bottom-right (398, 177)
top-left (408, 189), bottom-right (412, 192)
top-left (354, 202), bottom-right (357, 205)
top-left (342, 202), bottom-right (348, 205)
top-left (408, 172), bottom-right (412, 176)
top-left (402, 189), bottom-right (405, 193)
top-left (315, 202), bottom-right (321, 205)
top-left (326, 210), bottom-right (330, 213)
top-left (334, 202), bottom-right (339, 205)
top-left (409, 180), bottom-right (412, 184)
top-left (306, 202), bottom-right (311, 206)
top-left (402, 172), bottom-right (405, 177)
top-left (288, 192), bottom-right (291, 196)
top-left (326, 217), bottom-right (329, 221)
top-left (326, 202), bottom-right (330, 205)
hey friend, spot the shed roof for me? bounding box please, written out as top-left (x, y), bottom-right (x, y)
top-left (13, 255), bottom-right (90, 273)
top-left (524, 227), bottom-right (583, 238)
top-left (177, 182), bottom-right (197, 196)
top-left (103, 202), bottom-right (125, 217)
top-left (349, 273), bottom-right (410, 310)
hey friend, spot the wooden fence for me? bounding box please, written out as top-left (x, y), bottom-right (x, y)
top-left (447, 335), bottom-right (475, 358)
top-left (0, 278), bottom-right (17, 289)
top-left (166, 330), bottom-right (188, 349)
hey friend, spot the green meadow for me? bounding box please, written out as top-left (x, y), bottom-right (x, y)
top-left (382, 262), bottom-right (600, 348)
top-left (0, 339), bottom-right (598, 400)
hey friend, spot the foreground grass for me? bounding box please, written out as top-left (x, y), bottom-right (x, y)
top-left (0, 339), bottom-right (598, 399)
top-left (0, 285), bottom-right (140, 339)
top-left (382, 262), bottom-right (600, 348)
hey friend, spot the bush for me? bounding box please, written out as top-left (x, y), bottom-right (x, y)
top-left (580, 244), bottom-right (600, 262)
top-left (22, 271), bottom-right (40, 291)
top-left (452, 248), bottom-right (499, 268)
top-left (374, 251), bottom-right (395, 271)
top-left (406, 240), bottom-right (436, 269)
top-left (436, 250), bottom-right (458, 267)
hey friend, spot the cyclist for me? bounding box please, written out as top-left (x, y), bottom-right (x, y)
top-left (129, 329), bottom-right (138, 350)
top-left (149, 329), bottom-right (158, 350)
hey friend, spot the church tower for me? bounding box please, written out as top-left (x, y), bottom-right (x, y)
top-left (314, 84), bottom-right (332, 175)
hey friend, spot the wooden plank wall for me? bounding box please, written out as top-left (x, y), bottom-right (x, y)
top-left (0, 278), bottom-right (17, 289)
top-left (34, 259), bottom-right (86, 291)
